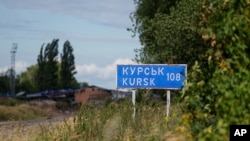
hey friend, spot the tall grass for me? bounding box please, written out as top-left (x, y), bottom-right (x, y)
top-left (36, 99), bottom-right (191, 141)
top-left (0, 104), bottom-right (53, 121)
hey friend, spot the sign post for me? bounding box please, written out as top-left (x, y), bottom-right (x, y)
top-left (116, 64), bottom-right (187, 117)
top-left (132, 90), bottom-right (136, 120)
top-left (166, 90), bottom-right (170, 117)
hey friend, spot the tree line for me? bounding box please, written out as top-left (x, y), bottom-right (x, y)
top-left (0, 39), bottom-right (80, 94)
top-left (130, 0), bottom-right (250, 140)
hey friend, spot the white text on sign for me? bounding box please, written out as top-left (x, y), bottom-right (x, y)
top-left (116, 64), bottom-right (187, 89)
top-left (122, 66), bottom-right (165, 76)
top-left (166, 73), bottom-right (181, 81)
top-left (122, 78), bottom-right (155, 86)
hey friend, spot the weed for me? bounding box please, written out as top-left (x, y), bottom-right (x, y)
top-left (36, 100), bottom-right (190, 141)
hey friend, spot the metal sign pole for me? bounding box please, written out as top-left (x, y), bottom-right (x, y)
top-left (132, 89), bottom-right (136, 119)
top-left (166, 90), bottom-right (170, 117)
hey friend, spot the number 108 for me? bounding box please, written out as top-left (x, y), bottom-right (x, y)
top-left (166, 73), bottom-right (181, 81)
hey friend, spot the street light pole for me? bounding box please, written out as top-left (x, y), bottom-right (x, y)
top-left (10, 43), bottom-right (17, 97)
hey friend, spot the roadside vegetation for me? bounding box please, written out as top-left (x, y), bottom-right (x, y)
top-left (129, 0), bottom-right (250, 140)
top-left (0, 98), bottom-right (189, 141)
top-left (0, 98), bottom-right (55, 121)
top-left (36, 99), bottom-right (189, 141)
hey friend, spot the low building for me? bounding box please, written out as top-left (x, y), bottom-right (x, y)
top-left (74, 85), bottom-right (112, 105)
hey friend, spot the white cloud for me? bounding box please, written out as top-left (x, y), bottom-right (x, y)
top-left (75, 58), bottom-right (135, 89)
top-left (76, 64), bottom-right (99, 75)
top-left (15, 60), bottom-right (29, 73)
top-left (0, 60), bottom-right (28, 75)
top-left (98, 58), bottom-right (136, 79)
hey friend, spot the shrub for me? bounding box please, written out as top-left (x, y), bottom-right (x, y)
top-left (56, 101), bottom-right (70, 110)
top-left (181, 0), bottom-right (250, 140)
top-left (0, 98), bottom-right (18, 106)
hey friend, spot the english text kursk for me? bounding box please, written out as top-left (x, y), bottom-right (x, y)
top-left (122, 78), bottom-right (155, 86)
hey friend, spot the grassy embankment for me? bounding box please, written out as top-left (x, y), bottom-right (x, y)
top-left (0, 98), bottom-right (55, 121)
top-left (0, 98), bottom-right (192, 141)
top-left (36, 99), bottom-right (191, 141)
top-left (0, 98), bottom-right (57, 141)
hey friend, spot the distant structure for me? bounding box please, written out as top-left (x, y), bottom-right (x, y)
top-left (9, 43), bottom-right (18, 97)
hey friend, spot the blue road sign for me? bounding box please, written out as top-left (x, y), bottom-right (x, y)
top-left (116, 64), bottom-right (187, 89)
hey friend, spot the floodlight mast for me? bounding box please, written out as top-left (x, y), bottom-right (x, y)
top-left (10, 43), bottom-right (17, 97)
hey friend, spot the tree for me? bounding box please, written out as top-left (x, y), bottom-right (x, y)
top-left (46, 39), bottom-right (59, 89)
top-left (130, 0), bottom-right (207, 101)
top-left (0, 72), bottom-right (9, 93)
top-left (130, 0), bottom-right (205, 65)
top-left (60, 41), bottom-right (77, 89)
top-left (16, 65), bottom-right (39, 93)
top-left (181, 0), bottom-right (250, 140)
top-left (37, 45), bottom-right (46, 90)
top-left (36, 39), bottom-right (59, 90)
top-left (130, 1), bottom-right (250, 140)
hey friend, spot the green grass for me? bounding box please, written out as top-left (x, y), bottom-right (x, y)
top-left (0, 103), bottom-right (54, 121)
top-left (0, 98), bottom-right (192, 140)
top-left (36, 99), bottom-right (191, 141)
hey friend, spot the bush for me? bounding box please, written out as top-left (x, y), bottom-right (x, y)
top-left (56, 101), bottom-right (70, 110)
top-left (0, 98), bottom-right (18, 106)
top-left (181, 0), bottom-right (250, 140)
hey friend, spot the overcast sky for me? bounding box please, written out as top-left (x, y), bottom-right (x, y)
top-left (0, 0), bottom-right (139, 90)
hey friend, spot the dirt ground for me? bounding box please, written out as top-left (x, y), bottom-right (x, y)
top-left (0, 115), bottom-right (73, 141)
top-left (0, 99), bottom-right (75, 141)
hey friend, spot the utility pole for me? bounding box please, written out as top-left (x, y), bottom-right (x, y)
top-left (10, 43), bottom-right (17, 97)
